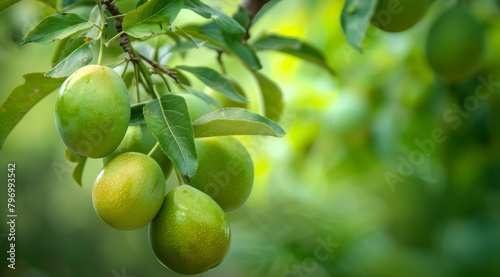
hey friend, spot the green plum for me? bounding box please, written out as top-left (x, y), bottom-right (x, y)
top-left (55, 65), bottom-right (130, 158)
top-left (103, 124), bottom-right (172, 177)
top-left (92, 152), bottom-right (165, 230)
top-left (372, 0), bottom-right (429, 32)
top-left (189, 137), bottom-right (254, 212)
top-left (149, 185), bottom-right (230, 275)
top-left (426, 6), bottom-right (486, 82)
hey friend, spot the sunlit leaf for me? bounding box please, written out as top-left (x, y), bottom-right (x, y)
top-left (341, 0), bottom-right (377, 52)
top-left (252, 34), bottom-right (334, 75)
top-left (177, 65), bottom-right (248, 103)
top-left (143, 95), bottom-right (197, 182)
top-left (123, 0), bottom-right (184, 38)
top-left (177, 28), bottom-right (261, 70)
top-left (253, 71), bottom-right (283, 122)
top-left (0, 73), bottom-right (64, 149)
top-left (184, 0), bottom-right (245, 39)
top-left (45, 36), bottom-right (93, 78)
top-left (22, 13), bottom-right (93, 44)
top-left (193, 108), bottom-right (286, 137)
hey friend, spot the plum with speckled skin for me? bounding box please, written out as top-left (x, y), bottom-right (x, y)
top-left (92, 153), bottom-right (165, 230)
top-left (55, 65), bottom-right (130, 158)
top-left (149, 185), bottom-right (230, 275)
top-left (189, 136), bottom-right (254, 212)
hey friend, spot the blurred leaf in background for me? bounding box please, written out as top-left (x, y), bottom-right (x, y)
top-left (1, 0), bottom-right (500, 276)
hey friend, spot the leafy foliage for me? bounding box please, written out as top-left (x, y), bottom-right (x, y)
top-left (22, 13), bottom-right (93, 44)
top-left (122, 0), bottom-right (184, 38)
top-left (143, 95), bottom-right (197, 182)
top-left (192, 107), bottom-right (286, 138)
top-left (0, 74), bottom-right (64, 149)
top-left (340, 0), bottom-right (377, 51)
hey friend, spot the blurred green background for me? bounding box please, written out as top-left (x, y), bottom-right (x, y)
top-left (1, 0), bottom-right (500, 276)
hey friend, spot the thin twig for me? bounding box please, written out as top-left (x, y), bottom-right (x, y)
top-left (101, 0), bottom-right (136, 61)
top-left (138, 52), bottom-right (179, 84)
top-left (216, 50), bottom-right (227, 74)
top-left (241, 0), bottom-right (271, 44)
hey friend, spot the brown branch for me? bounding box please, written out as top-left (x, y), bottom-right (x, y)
top-left (241, 0), bottom-right (270, 20)
top-left (138, 52), bottom-right (179, 84)
top-left (241, 0), bottom-right (271, 44)
top-left (101, 0), bottom-right (179, 84)
top-left (101, 0), bottom-right (135, 61)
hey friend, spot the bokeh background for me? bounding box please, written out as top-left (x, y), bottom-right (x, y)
top-left (1, 0), bottom-right (500, 276)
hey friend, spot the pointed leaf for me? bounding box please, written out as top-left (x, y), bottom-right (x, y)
top-left (22, 13), bottom-right (93, 44)
top-left (233, 5), bottom-right (250, 28)
top-left (45, 36), bottom-right (93, 78)
top-left (65, 148), bottom-right (87, 187)
top-left (184, 0), bottom-right (245, 39)
top-left (0, 73), bottom-right (64, 149)
top-left (123, 0), bottom-right (184, 38)
top-left (87, 5), bottom-right (103, 39)
top-left (253, 71), bottom-right (283, 122)
top-left (193, 107), bottom-right (285, 138)
top-left (182, 85), bottom-right (222, 109)
top-left (130, 101), bottom-right (150, 125)
top-left (252, 34), bottom-right (334, 75)
top-left (252, 0), bottom-right (281, 24)
top-left (177, 65), bottom-right (247, 103)
top-left (143, 95), bottom-right (197, 182)
top-left (341, 0), bottom-right (377, 52)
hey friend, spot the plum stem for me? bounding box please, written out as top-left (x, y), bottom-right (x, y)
top-left (148, 142), bottom-right (161, 157)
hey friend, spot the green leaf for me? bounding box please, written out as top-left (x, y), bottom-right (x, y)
top-left (143, 95), bottom-right (197, 182)
top-left (177, 65), bottom-right (248, 103)
top-left (253, 71), bottom-right (283, 122)
top-left (177, 28), bottom-right (261, 70)
top-left (87, 5), bottom-right (103, 39)
top-left (0, 73), bottom-right (64, 149)
top-left (341, 0), bottom-right (377, 52)
top-left (182, 85), bottom-right (222, 109)
top-left (193, 108), bottom-right (286, 138)
top-left (0, 0), bottom-right (21, 12)
top-left (252, 0), bottom-right (281, 24)
top-left (45, 36), bottom-right (93, 78)
top-left (22, 13), bottom-right (93, 44)
top-left (65, 148), bottom-right (87, 187)
top-left (183, 0), bottom-right (245, 39)
top-left (198, 23), bottom-right (260, 70)
top-left (224, 36), bottom-right (261, 70)
top-left (252, 34), bottom-right (334, 75)
top-left (130, 101), bottom-right (149, 126)
top-left (232, 5), bottom-right (250, 28)
top-left (123, 0), bottom-right (184, 38)
top-left (51, 37), bottom-right (71, 64)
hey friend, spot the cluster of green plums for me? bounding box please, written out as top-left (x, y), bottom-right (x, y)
top-left (54, 65), bottom-right (254, 275)
top-left (371, 0), bottom-right (486, 82)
